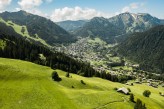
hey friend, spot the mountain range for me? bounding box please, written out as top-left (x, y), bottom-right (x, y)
top-left (0, 10), bottom-right (164, 73)
top-left (58, 12), bottom-right (164, 43)
top-left (1, 11), bottom-right (163, 45)
top-left (108, 12), bottom-right (163, 33)
top-left (57, 12), bottom-right (164, 73)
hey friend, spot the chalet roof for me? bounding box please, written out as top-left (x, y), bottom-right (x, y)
top-left (117, 87), bottom-right (129, 94)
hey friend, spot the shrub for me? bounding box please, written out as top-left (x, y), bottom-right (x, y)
top-left (80, 80), bottom-right (86, 85)
top-left (21, 27), bottom-right (25, 34)
top-left (129, 93), bottom-right (134, 102)
top-left (52, 71), bottom-right (62, 81)
top-left (66, 72), bottom-right (70, 78)
top-left (134, 99), bottom-right (146, 109)
top-left (143, 90), bottom-right (151, 97)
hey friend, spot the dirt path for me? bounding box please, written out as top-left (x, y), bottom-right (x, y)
top-left (93, 99), bottom-right (125, 109)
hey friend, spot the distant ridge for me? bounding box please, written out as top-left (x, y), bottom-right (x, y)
top-left (71, 12), bottom-right (164, 43)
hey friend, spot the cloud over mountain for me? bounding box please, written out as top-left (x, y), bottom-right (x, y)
top-left (50, 6), bottom-right (112, 22)
top-left (18, 0), bottom-right (42, 10)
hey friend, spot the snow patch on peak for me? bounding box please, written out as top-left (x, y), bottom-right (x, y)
top-left (131, 13), bottom-right (138, 20)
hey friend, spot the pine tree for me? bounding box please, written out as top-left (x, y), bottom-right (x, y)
top-left (134, 99), bottom-right (147, 109)
top-left (52, 71), bottom-right (61, 81)
top-left (134, 99), bottom-right (142, 109)
top-left (129, 93), bottom-right (134, 102)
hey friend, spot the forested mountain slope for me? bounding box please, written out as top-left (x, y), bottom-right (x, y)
top-left (74, 17), bottom-right (122, 43)
top-left (117, 25), bottom-right (164, 73)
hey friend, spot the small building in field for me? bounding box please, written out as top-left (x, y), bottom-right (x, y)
top-left (117, 87), bottom-right (129, 95)
top-left (135, 81), bottom-right (141, 84)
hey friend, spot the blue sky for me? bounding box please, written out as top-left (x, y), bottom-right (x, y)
top-left (0, 0), bottom-right (164, 22)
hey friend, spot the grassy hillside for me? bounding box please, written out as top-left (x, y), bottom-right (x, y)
top-left (0, 17), bottom-right (50, 47)
top-left (0, 58), bottom-right (163, 109)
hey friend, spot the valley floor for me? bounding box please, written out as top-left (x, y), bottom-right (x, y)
top-left (0, 58), bottom-right (163, 109)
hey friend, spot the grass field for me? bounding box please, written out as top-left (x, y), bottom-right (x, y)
top-left (0, 58), bottom-right (163, 109)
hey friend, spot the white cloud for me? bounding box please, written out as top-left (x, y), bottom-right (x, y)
top-left (17, 0), bottom-right (50, 18)
top-left (28, 9), bottom-right (48, 18)
top-left (18, 0), bottom-right (53, 10)
top-left (121, 2), bottom-right (145, 13)
top-left (15, 8), bottom-right (21, 11)
top-left (0, 0), bottom-right (12, 11)
top-left (50, 6), bottom-right (113, 22)
top-left (18, 0), bottom-right (43, 10)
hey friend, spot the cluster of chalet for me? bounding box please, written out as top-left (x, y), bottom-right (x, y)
top-left (134, 78), bottom-right (164, 88)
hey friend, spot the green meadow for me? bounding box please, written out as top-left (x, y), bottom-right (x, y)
top-left (0, 18), bottom-right (50, 47)
top-left (0, 58), bottom-right (163, 109)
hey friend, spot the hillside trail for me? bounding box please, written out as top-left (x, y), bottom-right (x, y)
top-left (93, 97), bottom-right (126, 109)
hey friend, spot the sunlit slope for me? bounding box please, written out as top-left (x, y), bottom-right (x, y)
top-left (0, 18), bottom-right (50, 47)
top-left (0, 58), bottom-right (163, 109)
